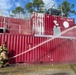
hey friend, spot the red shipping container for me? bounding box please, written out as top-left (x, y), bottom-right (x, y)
top-left (0, 33), bottom-right (76, 64)
top-left (0, 16), bottom-right (32, 34)
top-left (44, 14), bottom-right (53, 35)
top-left (31, 13), bottom-right (75, 36)
top-left (31, 12), bottom-right (45, 35)
top-left (0, 16), bottom-right (5, 27)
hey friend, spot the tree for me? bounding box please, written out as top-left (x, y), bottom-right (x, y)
top-left (25, 0), bottom-right (44, 13)
top-left (58, 0), bottom-right (76, 17)
top-left (25, 2), bottom-right (33, 13)
top-left (11, 6), bottom-right (25, 18)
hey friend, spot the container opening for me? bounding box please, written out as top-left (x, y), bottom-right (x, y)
top-left (0, 29), bottom-right (4, 33)
top-left (0, 28), bottom-right (8, 33)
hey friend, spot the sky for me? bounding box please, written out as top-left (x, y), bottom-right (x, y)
top-left (0, 0), bottom-right (76, 23)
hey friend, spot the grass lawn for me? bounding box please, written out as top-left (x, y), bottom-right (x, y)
top-left (0, 63), bottom-right (76, 75)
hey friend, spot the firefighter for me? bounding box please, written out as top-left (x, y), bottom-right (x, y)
top-left (0, 42), bottom-right (9, 68)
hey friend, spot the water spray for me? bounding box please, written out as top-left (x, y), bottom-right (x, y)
top-left (35, 35), bottom-right (76, 40)
top-left (9, 26), bottom-right (76, 59)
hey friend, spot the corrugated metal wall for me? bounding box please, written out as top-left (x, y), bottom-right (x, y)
top-left (0, 16), bottom-right (5, 27)
top-left (0, 13), bottom-right (75, 35)
top-left (0, 16), bottom-right (32, 34)
top-left (31, 12), bottom-right (75, 35)
top-left (0, 13), bottom-right (76, 64)
top-left (0, 33), bottom-right (76, 64)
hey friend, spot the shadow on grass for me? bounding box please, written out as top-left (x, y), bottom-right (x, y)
top-left (46, 72), bottom-right (69, 75)
top-left (52, 73), bottom-right (69, 75)
top-left (0, 72), bottom-right (8, 75)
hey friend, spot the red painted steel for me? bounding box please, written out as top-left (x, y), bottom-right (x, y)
top-left (0, 16), bottom-right (5, 27)
top-left (44, 14), bottom-right (53, 35)
top-left (20, 21), bottom-right (32, 35)
top-left (31, 12), bottom-right (75, 35)
top-left (0, 13), bottom-right (76, 64)
top-left (31, 12), bottom-right (45, 35)
top-left (0, 13), bottom-right (75, 36)
top-left (0, 16), bottom-right (32, 34)
top-left (61, 28), bottom-right (76, 37)
top-left (0, 33), bottom-right (76, 64)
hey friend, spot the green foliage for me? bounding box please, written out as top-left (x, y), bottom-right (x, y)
top-left (25, 0), bottom-right (44, 13)
top-left (12, 6), bottom-right (25, 17)
top-left (12, 6), bottom-right (25, 14)
top-left (25, 2), bottom-right (33, 13)
top-left (58, 0), bottom-right (76, 17)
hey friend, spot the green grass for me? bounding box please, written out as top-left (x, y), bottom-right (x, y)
top-left (0, 64), bottom-right (76, 75)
